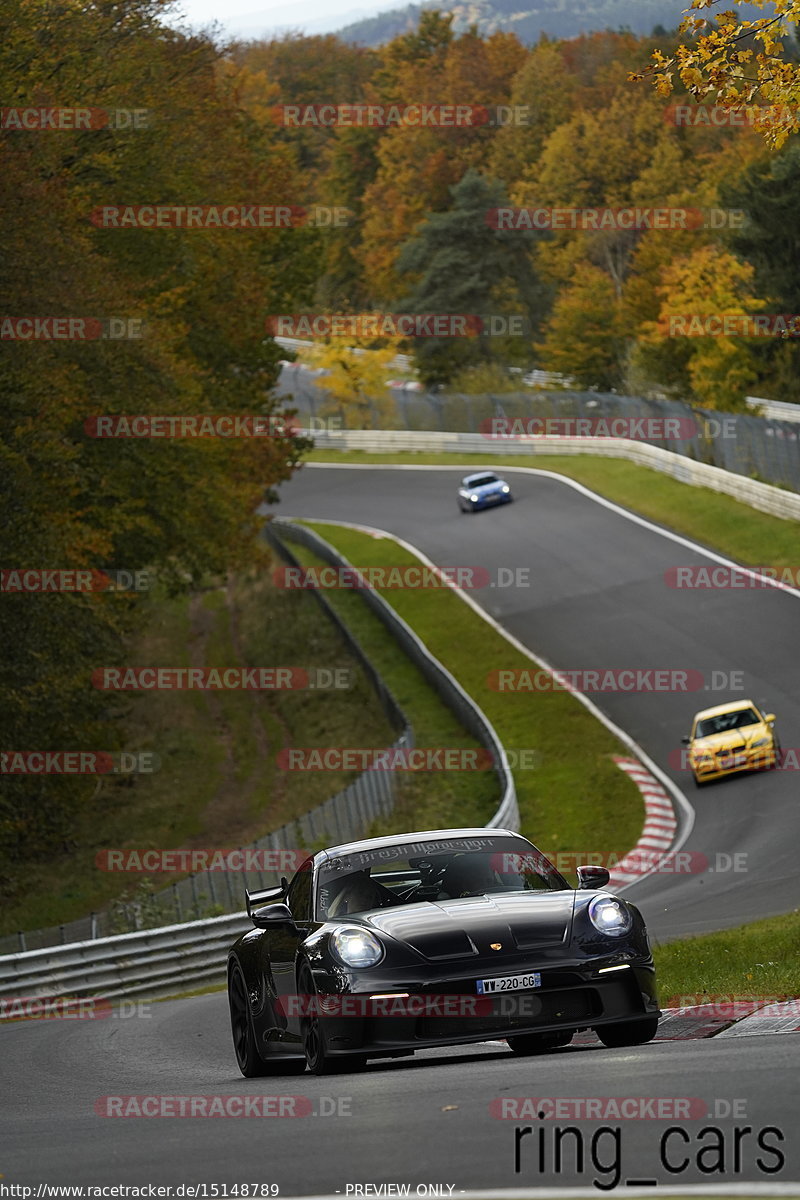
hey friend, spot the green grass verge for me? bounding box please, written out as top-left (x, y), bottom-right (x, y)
top-left (307, 449), bottom-right (800, 569)
top-left (654, 908), bottom-right (800, 1002)
top-left (286, 540), bottom-right (499, 834)
top-left (1, 569), bottom-right (399, 934)
top-left (297, 521), bottom-right (644, 880)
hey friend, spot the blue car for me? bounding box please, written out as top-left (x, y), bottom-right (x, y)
top-left (457, 471), bottom-right (513, 513)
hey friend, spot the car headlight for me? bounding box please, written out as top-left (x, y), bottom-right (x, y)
top-left (750, 737), bottom-right (770, 748)
top-left (331, 927), bottom-right (384, 968)
top-left (501, 485), bottom-right (510, 493)
top-left (694, 753), bottom-right (713, 763)
top-left (470, 494), bottom-right (479, 502)
top-left (588, 895), bottom-right (633, 938)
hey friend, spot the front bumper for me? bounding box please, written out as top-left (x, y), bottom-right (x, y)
top-left (692, 743), bottom-right (776, 781)
top-left (310, 962), bottom-right (658, 1059)
top-left (471, 492), bottom-right (512, 509)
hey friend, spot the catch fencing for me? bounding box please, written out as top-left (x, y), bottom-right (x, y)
top-left (287, 380), bottom-right (800, 495)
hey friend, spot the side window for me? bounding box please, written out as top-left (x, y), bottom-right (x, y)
top-left (286, 859), bottom-right (313, 921)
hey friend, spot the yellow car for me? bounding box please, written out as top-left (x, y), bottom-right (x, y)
top-left (683, 699), bottom-right (780, 787)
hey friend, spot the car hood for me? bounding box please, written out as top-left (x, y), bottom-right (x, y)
top-left (692, 724), bottom-right (769, 751)
top-left (360, 891), bottom-right (577, 961)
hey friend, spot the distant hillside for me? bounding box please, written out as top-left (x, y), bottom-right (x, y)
top-left (338, 0), bottom-right (768, 46)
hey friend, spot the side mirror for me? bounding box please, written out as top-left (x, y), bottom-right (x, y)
top-left (251, 902), bottom-right (296, 930)
top-left (764, 714), bottom-right (776, 724)
top-left (681, 735), bottom-right (691, 744)
top-left (576, 865), bottom-right (610, 890)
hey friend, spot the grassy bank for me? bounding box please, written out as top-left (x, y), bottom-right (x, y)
top-left (654, 908), bottom-right (800, 1003)
top-left (1, 569), bottom-right (401, 933)
top-left (283, 541), bottom-right (499, 834)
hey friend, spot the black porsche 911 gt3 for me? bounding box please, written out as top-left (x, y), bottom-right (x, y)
top-left (227, 828), bottom-right (660, 1076)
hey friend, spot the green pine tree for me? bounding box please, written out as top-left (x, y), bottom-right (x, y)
top-left (396, 168), bottom-right (548, 386)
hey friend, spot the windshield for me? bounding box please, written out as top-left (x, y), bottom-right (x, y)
top-left (315, 836), bottom-right (564, 919)
top-left (465, 474), bottom-right (499, 488)
top-left (695, 708), bottom-right (761, 738)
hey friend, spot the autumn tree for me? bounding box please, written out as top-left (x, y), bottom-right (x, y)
top-left (489, 39), bottom-right (579, 186)
top-left (225, 34), bottom-right (379, 179)
top-left (537, 264), bottom-right (628, 390)
top-left (396, 169), bottom-right (546, 386)
top-left (637, 0), bottom-right (800, 147)
top-left (720, 141), bottom-right (800, 399)
top-left (633, 246), bottom-right (762, 409)
top-left (307, 341), bottom-right (397, 427)
top-left (0, 0), bottom-right (310, 878)
top-left (313, 127), bottom-right (382, 311)
top-left (357, 14), bottom-right (527, 303)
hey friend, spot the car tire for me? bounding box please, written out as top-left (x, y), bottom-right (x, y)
top-left (229, 962), bottom-right (289, 1077)
top-left (507, 1030), bottom-right (573, 1055)
top-left (228, 962), bottom-right (306, 1077)
top-left (771, 736), bottom-right (782, 768)
top-left (595, 1016), bottom-right (659, 1048)
top-left (298, 964), bottom-right (366, 1076)
top-left (692, 771), bottom-right (706, 788)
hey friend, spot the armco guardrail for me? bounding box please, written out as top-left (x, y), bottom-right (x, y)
top-left (747, 395), bottom-right (800, 423)
top-left (308, 428), bottom-right (800, 523)
top-left (0, 521), bottom-right (517, 1001)
top-left (0, 914), bottom-right (251, 1007)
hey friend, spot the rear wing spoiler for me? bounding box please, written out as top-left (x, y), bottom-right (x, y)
top-left (245, 881), bottom-right (286, 919)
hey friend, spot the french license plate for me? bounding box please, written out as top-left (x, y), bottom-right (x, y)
top-left (477, 972), bottom-right (541, 994)
top-left (721, 753), bottom-right (747, 768)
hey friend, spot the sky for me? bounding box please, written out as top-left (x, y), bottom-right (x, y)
top-left (164, 0), bottom-right (403, 40)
